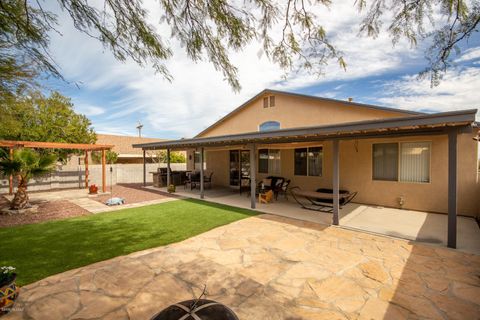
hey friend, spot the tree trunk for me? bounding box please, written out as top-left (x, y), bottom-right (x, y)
top-left (10, 178), bottom-right (30, 210)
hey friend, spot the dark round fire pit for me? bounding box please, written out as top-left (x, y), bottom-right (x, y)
top-left (151, 299), bottom-right (239, 320)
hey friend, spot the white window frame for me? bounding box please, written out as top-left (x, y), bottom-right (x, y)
top-left (258, 121), bottom-right (281, 132)
top-left (372, 141), bottom-right (432, 184)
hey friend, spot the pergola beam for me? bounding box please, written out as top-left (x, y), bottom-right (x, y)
top-left (0, 140), bottom-right (113, 150)
top-left (0, 140), bottom-right (113, 193)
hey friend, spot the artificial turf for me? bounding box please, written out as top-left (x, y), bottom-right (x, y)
top-left (0, 199), bottom-right (257, 286)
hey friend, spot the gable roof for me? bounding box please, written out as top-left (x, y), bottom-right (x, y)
top-left (195, 89), bottom-right (423, 137)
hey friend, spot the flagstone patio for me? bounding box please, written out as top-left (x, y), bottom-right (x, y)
top-left (4, 215), bottom-right (480, 320)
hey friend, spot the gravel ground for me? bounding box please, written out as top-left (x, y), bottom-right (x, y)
top-left (0, 184), bottom-right (176, 227)
top-left (0, 197), bottom-right (91, 228)
top-left (93, 183), bottom-right (177, 205)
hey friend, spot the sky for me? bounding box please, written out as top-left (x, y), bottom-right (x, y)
top-left (43, 1), bottom-right (480, 139)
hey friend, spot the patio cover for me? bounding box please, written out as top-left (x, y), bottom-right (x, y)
top-left (133, 109), bottom-right (476, 150)
top-left (132, 109), bottom-right (478, 250)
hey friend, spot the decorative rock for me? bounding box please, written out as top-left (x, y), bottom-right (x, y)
top-left (1, 205), bottom-right (39, 215)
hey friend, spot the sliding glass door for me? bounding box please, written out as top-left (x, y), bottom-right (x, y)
top-left (229, 150), bottom-right (250, 186)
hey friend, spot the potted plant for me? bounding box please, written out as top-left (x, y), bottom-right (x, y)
top-left (89, 184), bottom-right (98, 194)
top-left (0, 266), bottom-right (18, 315)
top-left (167, 184), bottom-right (176, 193)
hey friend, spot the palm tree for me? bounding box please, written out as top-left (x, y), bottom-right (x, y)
top-left (0, 149), bottom-right (57, 210)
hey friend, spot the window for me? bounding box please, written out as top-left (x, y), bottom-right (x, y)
top-left (269, 96), bottom-right (275, 107)
top-left (308, 147), bottom-right (323, 176)
top-left (263, 96), bottom-right (275, 108)
top-left (295, 147), bottom-right (323, 176)
top-left (372, 142), bottom-right (431, 183)
top-left (194, 151), bottom-right (204, 171)
top-left (258, 149), bottom-right (269, 173)
top-left (258, 149), bottom-right (281, 174)
top-left (399, 142), bottom-right (430, 183)
top-left (372, 143), bottom-right (398, 181)
top-left (259, 121), bottom-right (280, 131)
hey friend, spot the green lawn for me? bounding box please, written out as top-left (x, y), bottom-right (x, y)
top-left (0, 199), bottom-right (257, 286)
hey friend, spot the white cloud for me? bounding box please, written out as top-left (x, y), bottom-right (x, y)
top-left (377, 66), bottom-right (480, 117)
top-left (455, 47), bottom-right (480, 63)
top-left (75, 104), bottom-right (105, 116)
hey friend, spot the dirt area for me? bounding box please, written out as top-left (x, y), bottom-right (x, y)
top-left (92, 183), bottom-right (176, 205)
top-left (0, 197), bottom-right (90, 228)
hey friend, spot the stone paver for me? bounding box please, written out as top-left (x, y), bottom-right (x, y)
top-left (4, 214), bottom-right (480, 320)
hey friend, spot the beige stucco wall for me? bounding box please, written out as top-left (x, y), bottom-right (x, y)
top-left (199, 93), bottom-right (412, 137)
top-left (191, 91), bottom-right (479, 217)
top-left (203, 132), bottom-right (479, 217)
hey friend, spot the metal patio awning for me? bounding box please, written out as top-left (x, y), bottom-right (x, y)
top-left (133, 109), bottom-right (477, 150)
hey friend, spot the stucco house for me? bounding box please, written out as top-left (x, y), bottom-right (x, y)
top-left (134, 89), bottom-right (479, 249)
top-left (96, 134), bottom-right (183, 164)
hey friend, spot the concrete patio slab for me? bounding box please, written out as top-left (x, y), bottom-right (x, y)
top-left (160, 187), bottom-right (480, 255)
top-left (4, 214), bottom-right (480, 320)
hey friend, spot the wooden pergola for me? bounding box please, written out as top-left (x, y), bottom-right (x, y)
top-left (0, 140), bottom-right (114, 194)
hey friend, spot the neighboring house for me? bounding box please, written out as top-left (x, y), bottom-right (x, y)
top-left (133, 89), bottom-right (479, 222)
top-left (95, 134), bottom-right (165, 164)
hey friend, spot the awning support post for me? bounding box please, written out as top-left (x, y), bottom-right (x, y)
top-left (167, 148), bottom-right (171, 187)
top-left (332, 140), bottom-right (340, 225)
top-left (143, 149), bottom-right (146, 187)
top-left (200, 147), bottom-right (204, 199)
top-left (448, 129), bottom-right (458, 249)
top-left (249, 144), bottom-right (256, 209)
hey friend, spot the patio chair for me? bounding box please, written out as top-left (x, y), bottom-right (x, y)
top-left (276, 179), bottom-right (291, 200)
top-left (204, 172), bottom-right (214, 189)
top-left (184, 171), bottom-right (200, 190)
top-left (239, 177), bottom-right (251, 195)
top-left (290, 186), bottom-right (357, 212)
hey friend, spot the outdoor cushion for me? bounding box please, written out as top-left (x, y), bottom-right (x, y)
top-left (105, 197), bottom-right (125, 206)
